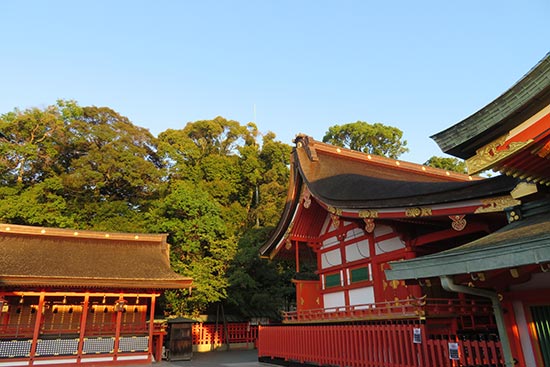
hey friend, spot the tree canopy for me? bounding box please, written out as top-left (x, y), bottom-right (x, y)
top-left (423, 156), bottom-right (467, 174)
top-left (322, 121), bottom-right (409, 158)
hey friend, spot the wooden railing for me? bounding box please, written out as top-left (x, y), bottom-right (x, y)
top-left (282, 297), bottom-right (493, 324)
top-left (0, 321), bottom-right (149, 339)
top-left (192, 322), bottom-right (258, 346)
top-left (258, 322), bottom-right (504, 367)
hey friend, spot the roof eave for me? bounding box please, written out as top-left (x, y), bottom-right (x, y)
top-left (259, 154), bottom-right (303, 259)
top-left (431, 53), bottom-right (550, 159)
top-left (0, 276), bottom-right (193, 290)
top-left (386, 238), bottom-right (550, 280)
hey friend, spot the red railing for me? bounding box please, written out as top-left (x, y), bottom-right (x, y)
top-left (258, 322), bottom-right (504, 367)
top-left (192, 322), bottom-right (258, 346)
top-left (282, 297), bottom-right (493, 323)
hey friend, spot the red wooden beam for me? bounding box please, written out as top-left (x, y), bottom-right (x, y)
top-left (411, 221), bottom-right (490, 247)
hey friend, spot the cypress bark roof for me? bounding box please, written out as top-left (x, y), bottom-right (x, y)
top-left (294, 136), bottom-right (518, 209)
top-left (431, 52), bottom-right (550, 159)
top-left (0, 224), bottom-right (192, 290)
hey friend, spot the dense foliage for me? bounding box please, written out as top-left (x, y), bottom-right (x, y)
top-left (322, 121), bottom-right (409, 158)
top-left (423, 156), bottom-right (468, 174)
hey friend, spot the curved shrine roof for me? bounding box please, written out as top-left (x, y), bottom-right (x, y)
top-left (294, 135), bottom-right (519, 209)
top-left (260, 136), bottom-right (520, 258)
top-left (0, 224), bottom-right (192, 290)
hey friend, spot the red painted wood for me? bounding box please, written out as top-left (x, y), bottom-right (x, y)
top-left (112, 297), bottom-right (124, 362)
top-left (258, 323), bottom-right (504, 367)
top-left (29, 292), bottom-right (45, 365)
top-left (190, 322), bottom-right (258, 346)
top-left (76, 294), bottom-right (90, 362)
top-left (147, 295), bottom-right (156, 363)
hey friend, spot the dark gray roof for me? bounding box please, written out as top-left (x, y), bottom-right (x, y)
top-left (293, 136), bottom-right (519, 209)
top-left (307, 173), bottom-right (519, 209)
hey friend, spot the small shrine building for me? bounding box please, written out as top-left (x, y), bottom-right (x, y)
top-left (0, 223), bottom-right (192, 366)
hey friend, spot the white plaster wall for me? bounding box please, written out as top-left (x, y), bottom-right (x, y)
top-left (322, 235), bottom-right (339, 249)
top-left (346, 227), bottom-right (364, 241)
top-left (345, 239), bottom-right (370, 262)
top-left (323, 291), bottom-right (346, 310)
top-left (375, 236), bottom-right (405, 255)
top-left (374, 224), bottom-right (393, 237)
top-left (348, 286), bottom-right (375, 306)
top-left (321, 249), bottom-right (342, 269)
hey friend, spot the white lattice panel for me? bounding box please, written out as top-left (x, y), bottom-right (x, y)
top-left (35, 338), bottom-right (79, 356)
top-left (0, 339), bottom-right (31, 358)
top-left (82, 337), bottom-right (114, 354)
top-left (118, 336), bottom-right (149, 352)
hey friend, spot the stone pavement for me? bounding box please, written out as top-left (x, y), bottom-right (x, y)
top-left (137, 349), bottom-right (267, 367)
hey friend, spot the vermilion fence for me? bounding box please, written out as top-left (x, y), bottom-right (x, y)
top-left (192, 322), bottom-right (258, 346)
top-left (282, 298), bottom-right (493, 325)
top-left (258, 322), bottom-right (504, 367)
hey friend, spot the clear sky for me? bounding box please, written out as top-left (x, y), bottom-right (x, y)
top-left (1, 1), bottom-right (548, 164)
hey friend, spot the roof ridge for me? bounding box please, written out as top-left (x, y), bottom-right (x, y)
top-left (294, 134), bottom-right (477, 182)
top-left (0, 223), bottom-right (167, 242)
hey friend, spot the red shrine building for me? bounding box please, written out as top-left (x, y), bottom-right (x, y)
top-left (258, 53), bottom-right (550, 367)
top-left (0, 224), bottom-right (192, 366)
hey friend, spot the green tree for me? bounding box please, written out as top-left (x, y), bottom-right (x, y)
top-left (158, 118), bottom-right (263, 232)
top-left (255, 132), bottom-right (292, 226)
top-left (0, 102), bottom-right (74, 227)
top-left (147, 181), bottom-right (236, 316)
top-left (59, 104), bottom-right (163, 231)
top-left (0, 104), bottom-right (65, 186)
top-left (323, 121), bottom-right (408, 158)
top-left (0, 101), bottom-right (163, 231)
top-left (156, 119), bottom-right (292, 317)
top-left (226, 227), bottom-right (296, 320)
top-left (423, 156), bottom-right (467, 174)
top-left (0, 177), bottom-right (74, 227)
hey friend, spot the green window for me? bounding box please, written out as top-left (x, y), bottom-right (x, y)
top-left (350, 267), bottom-right (369, 283)
top-left (325, 273), bottom-right (340, 288)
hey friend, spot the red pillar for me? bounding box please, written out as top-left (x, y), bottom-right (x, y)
top-left (148, 294), bottom-right (156, 363)
top-left (295, 240), bottom-right (300, 273)
top-left (76, 293), bottom-right (90, 363)
top-left (29, 291), bottom-right (45, 366)
top-left (113, 295), bottom-right (125, 361)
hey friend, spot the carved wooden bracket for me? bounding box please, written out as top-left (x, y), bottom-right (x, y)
top-left (449, 215), bottom-right (467, 231)
top-left (363, 218), bottom-right (375, 233)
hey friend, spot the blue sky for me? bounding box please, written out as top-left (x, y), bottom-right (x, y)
top-left (1, 1), bottom-right (548, 163)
